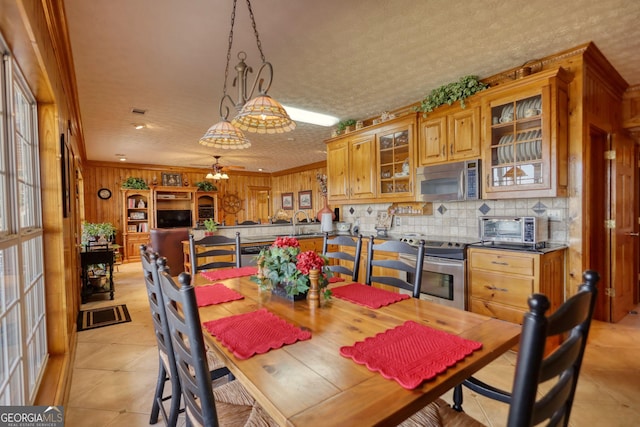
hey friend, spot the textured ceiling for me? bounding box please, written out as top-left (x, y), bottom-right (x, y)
top-left (64, 0), bottom-right (640, 173)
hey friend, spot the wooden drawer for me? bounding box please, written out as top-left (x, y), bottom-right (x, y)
top-left (470, 297), bottom-right (525, 324)
top-left (470, 250), bottom-right (535, 276)
top-left (470, 270), bottom-right (533, 309)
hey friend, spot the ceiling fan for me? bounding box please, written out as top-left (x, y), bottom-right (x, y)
top-left (206, 155), bottom-right (244, 179)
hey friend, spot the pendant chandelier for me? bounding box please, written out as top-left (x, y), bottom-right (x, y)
top-left (199, 0), bottom-right (295, 150)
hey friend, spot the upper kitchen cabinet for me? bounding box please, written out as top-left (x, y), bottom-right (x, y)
top-left (327, 115), bottom-right (417, 204)
top-left (326, 131), bottom-right (376, 203)
top-left (377, 116), bottom-right (416, 200)
top-left (481, 67), bottom-right (572, 199)
top-left (418, 100), bottom-right (481, 165)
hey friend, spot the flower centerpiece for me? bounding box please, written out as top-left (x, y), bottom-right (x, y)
top-left (251, 236), bottom-right (333, 300)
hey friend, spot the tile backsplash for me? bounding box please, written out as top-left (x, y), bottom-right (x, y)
top-left (341, 197), bottom-right (568, 243)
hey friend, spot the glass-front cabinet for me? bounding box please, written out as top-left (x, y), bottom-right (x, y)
top-left (482, 68), bottom-right (571, 199)
top-left (121, 189), bottom-right (152, 262)
top-left (377, 116), bottom-right (416, 199)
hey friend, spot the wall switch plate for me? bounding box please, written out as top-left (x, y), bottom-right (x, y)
top-left (395, 217), bottom-right (401, 226)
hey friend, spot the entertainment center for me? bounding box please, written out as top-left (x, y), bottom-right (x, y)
top-left (121, 186), bottom-right (218, 261)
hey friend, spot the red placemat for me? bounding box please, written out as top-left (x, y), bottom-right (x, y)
top-left (329, 276), bottom-right (345, 283)
top-left (200, 266), bottom-right (258, 281)
top-left (195, 283), bottom-right (244, 307)
top-left (203, 308), bottom-right (311, 359)
top-left (331, 283), bottom-right (410, 309)
top-left (340, 321), bottom-right (483, 389)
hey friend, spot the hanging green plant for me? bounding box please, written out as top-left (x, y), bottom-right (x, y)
top-left (415, 75), bottom-right (488, 115)
top-left (121, 177), bottom-right (149, 189)
top-left (195, 181), bottom-right (217, 192)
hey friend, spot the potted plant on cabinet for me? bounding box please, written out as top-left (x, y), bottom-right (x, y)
top-left (336, 119), bottom-right (357, 135)
top-left (121, 177), bottom-right (149, 189)
top-left (195, 181), bottom-right (217, 192)
top-left (203, 218), bottom-right (218, 236)
top-left (415, 75), bottom-right (488, 115)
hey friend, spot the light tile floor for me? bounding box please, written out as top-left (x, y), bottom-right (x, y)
top-left (66, 262), bottom-right (640, 426)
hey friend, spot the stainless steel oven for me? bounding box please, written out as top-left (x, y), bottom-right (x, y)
top-left (397, 239), bottom-right (467, 310)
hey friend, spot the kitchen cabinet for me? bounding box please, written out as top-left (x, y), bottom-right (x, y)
top-left (418, 101), bottom-right (480, 165)
top-left (326, 115), bottom-right (417, 204)
top-left (377, 117), bottom-right (416, 200)
top-left (481, 67), bottom-right (571, 199)
top-left (122, 189), bottom-right (152, 262)
top-left (326, 131), bottom-right (376, 202)
top-left (468, 246), bottom-right (565, 327)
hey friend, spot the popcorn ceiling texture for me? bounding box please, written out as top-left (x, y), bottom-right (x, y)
top-left (64, 0), bottom-right (640, 172)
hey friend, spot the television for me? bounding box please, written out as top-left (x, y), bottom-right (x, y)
top-left (156, 209), bottom-right (192, 228)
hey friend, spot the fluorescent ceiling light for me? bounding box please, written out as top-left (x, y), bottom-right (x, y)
top-left (282, 105), bottom-right (339, 127)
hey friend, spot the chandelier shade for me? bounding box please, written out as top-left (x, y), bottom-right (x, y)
top-left (198, 0), bottom-right (294, 149)
top-left (199, 119), bottom-right (251, 149)
top-left (232, 95), bottom-right (296, 134)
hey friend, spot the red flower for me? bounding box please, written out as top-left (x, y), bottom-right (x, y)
top-left (272, 236), bottom-right (300, 249)
top-left (295, 250), bottom-right (326, 275)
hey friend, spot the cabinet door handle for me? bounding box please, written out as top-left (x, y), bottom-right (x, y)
top-left (441, 146), bottom-right (445, 156)
top-left (626, 232), bottom-right (640, 237)
top-left (450, 144), bottom-right (453, 155)
top-left (484, 285), bottom-right (508, 292)
top-left (491, 260), bottom-right (509, 266)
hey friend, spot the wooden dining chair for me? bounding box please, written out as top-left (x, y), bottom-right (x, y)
top-left (401, 270), bottom-right (600, 427)
top-left (189, 232), bottom-right (241, 273)
top-left (364, 236), bottom-right (425, 298)
top-left (157, 262), bottom-right (277, 427)
top-left (140, 246), bottom-right (230, 427)
top-left (322, 232), bottom-right (363, 281)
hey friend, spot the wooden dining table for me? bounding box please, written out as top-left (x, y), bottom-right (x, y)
top-left (194, 274), bottom-right (521, 426)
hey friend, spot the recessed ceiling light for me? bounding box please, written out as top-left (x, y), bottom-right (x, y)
top-left (282, 105), bottom-right (339, 127)
top-left (115, 153), bottom-right (127, 161)
top-left (132, 123), bottom-right (146, 130)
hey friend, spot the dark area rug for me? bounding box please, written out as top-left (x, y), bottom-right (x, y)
top-left (77, 304), bottom-right (131, 331)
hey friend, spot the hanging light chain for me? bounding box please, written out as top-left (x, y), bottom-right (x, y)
top-left (222, 0), bottom-right (238, 96)
top-left (246, 0), bottom-right (266, 63)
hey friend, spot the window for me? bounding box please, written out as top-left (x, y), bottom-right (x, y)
top-left (0, 35), bottom-right (46, 404)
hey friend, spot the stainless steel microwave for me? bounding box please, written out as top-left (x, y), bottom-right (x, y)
top-left (479, 216), bottom-right (549, 245)
top-left (416, 160), bottom-right (481, 202)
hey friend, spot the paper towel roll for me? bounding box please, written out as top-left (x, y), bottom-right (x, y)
top-left (320, 212), bottom-right (333, 233)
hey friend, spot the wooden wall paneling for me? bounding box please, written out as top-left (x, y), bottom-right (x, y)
top-left (270, 162), bottom-right (327, 221)
top-left (623, 85), bottom-right (640, 139)
top-left (83, 162), bottom-right (273, 237)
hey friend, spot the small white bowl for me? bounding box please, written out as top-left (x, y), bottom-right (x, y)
top-left (336, 222), bottom-right (351, 232)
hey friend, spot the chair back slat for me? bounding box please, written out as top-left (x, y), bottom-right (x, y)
top-left (189, 232), bottom-right (241, 273)
top-left (322, 233), bottom-right (363, 281)
top-left (158, 262), bottom-right (220, 426)
top-left (365, 236), bottom-right (425, 298)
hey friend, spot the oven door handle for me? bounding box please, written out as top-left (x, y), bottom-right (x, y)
top-left (424, 256), bottom-right (465, 267)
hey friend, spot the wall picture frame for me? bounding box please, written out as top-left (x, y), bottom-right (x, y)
top-left (162, 172), bottom-right (182, 187)
top-left (282, 192), bottom-right (293, 210)
top-left (298, 190), bottom-right (312, 209)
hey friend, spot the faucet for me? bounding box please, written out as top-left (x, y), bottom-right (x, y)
top-left (292, 210), bottom-right (310, 236)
